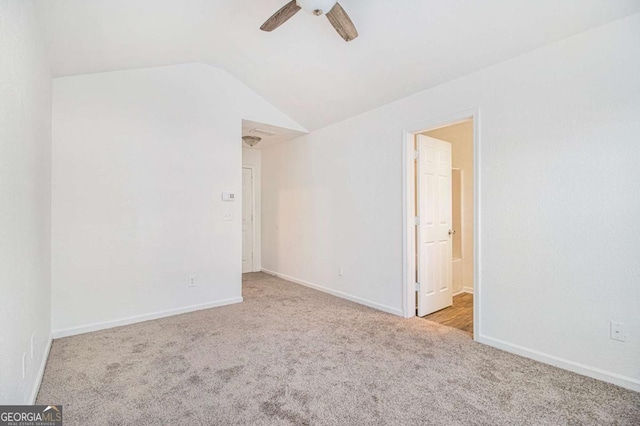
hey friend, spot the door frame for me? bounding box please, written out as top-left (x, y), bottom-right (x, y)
top-left (401, 108), bottom-right (481, 340)
top-left (242, 165), bottom-right (256, 273)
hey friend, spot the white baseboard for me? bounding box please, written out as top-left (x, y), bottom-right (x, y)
top-left (29, 334), bottom-right (52, 404)
top-left (478, 334), bottom-right (640, 393)
top-left (52, 297), bottom-right (243, 339)
top-left (261, 268), bottom-right (403, 317)
top-left (462, 286), bottom-right (473, 294)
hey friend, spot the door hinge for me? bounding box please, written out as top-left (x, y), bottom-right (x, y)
top-left (414, 216), bottom-right (420, 226)
top-left (414, 149), bottom-right (420, 160)
top-left (415, 282), bottom-right (420, 291)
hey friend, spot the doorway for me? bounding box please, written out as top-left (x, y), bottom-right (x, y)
top-left (242, 166), bottom-right (255, 273)
top-left (414, 134), bottom-right (454, 317)
top-left (404, 111), bottom-right (479, 338)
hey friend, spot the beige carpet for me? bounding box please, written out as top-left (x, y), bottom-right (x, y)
top-left (38, 272), bottom-right (639, 425)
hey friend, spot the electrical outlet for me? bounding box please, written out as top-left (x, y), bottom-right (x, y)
top-left (223, 212), bottom-right (232, 221)
top-left (610, 321), bottom-right (627, 342)
top-left (30, 334), bottom-right (34, 359)
top-left (188, 275), bottom-right (197, 288)
top-left (22, 352), bottom-right (26, 379)
top-left (338, 267), bottom-right (344, 277)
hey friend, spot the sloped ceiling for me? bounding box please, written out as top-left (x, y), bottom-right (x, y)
top-left (35, 0), bottom-right (640, 130)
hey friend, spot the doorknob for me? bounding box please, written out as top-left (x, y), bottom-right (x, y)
top-left (448, 229), bottom-right (456, 236)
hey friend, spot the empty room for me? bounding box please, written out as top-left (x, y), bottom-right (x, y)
top-left (1, 1), bottom-right (639, 425)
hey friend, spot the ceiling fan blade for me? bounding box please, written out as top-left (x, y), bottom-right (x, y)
top-left (325, 2), bottom-right (358, 42)
top-left (260, 0), bottom-right (302, 32)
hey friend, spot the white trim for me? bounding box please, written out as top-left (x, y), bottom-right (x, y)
top-left (402, 129), bottom-right (415, 319)
top-left (242, 165), bottom-right (257, 272)
top-left (402, 109), bottom-right (481, 342)
top-left (452, 167), bottom-right (465, 292)
top-left (262, 269), bottom-right (404, 317)
top-left (28, 334), bottom-right (52, 404)
top-left (472, 114), bottom-right (481, 339)
top-left (478, 334), bottom-right (640, 393)
top-left (458, 168), bottom-right (467, 290)
top-left (52, 297), bottom-right (243, 338)
top-left (452, 288), bottom-right (473, 297)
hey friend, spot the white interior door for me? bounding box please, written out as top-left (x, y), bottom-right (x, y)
top-left (242, 167), bottom-right (254, 273)
top-left (417, 135), bottom-right (453, 316)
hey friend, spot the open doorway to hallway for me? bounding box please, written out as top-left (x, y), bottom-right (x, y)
top-left (405, 114), bottom-right (478, 338)
top-left (242, 166), bottom-right (255, 273)
top-left (241, 119), bottom-right (306, 283)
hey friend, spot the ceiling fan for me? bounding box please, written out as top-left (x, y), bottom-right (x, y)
top-left (260, 0), bottom-right (358, 42)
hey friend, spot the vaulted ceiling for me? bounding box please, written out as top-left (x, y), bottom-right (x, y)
top-left (35, 0), bottom-right (640, 131)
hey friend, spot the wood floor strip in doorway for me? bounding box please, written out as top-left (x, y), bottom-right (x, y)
top-left (422, 293), bottom-right (473, 335)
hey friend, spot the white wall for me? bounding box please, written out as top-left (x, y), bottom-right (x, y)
top-left (262, 14), bottom-right (640, 390)
top-left (52, 63), bottom-right (303, 337)
top-left (0, 1), bottom-right (52, 404)
top-left (425, 121), bottom-right (474, 292)
top-left (242, 148), bottom-right (261, 271)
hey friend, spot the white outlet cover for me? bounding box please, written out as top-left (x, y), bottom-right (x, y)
top-left (223, 212), bottom-right (232, 221)
top-left (610, 321), bottom-right (627, 342)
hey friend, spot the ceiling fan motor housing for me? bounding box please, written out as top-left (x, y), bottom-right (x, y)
top-left (297, 0), bottom-right (336, 15)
